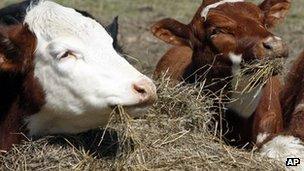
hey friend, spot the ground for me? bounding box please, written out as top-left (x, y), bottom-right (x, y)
top-left (1, 0), bottom-right (304, 170)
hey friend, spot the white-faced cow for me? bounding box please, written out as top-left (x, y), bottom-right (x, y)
top-left (0, 0), bottom-right (157, 151)
top-left (151, 0), bottom-right (298, 164)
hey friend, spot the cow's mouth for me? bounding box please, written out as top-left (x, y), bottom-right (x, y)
top-left (233, 57), bottom-right (285, 93)
top-left (241, 56), bottom-right (286, 75)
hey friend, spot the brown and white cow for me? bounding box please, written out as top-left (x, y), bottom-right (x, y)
top-left (152, 0), bottom-right (296, 164)
top-left (0, 1), bottom-right (157, 152)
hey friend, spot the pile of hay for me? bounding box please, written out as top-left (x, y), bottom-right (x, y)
top-left (0, 76), bottom-right (283, 170)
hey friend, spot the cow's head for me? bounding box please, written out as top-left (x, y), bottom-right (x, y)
top-left (0, 1), bottom-right (157, 136)
top-left (152, 0), bottom-right (290, 75)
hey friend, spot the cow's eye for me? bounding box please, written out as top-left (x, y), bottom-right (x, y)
top-left (210, 28), bottom-right (222, 38)
top-left (57, 51), bottom-right (77, 60)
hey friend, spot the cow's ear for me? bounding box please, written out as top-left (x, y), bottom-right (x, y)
top-left (259, 0), bottom-right (291, 28)
top-left (151, 18), bottom-right (191, 46)
top-left (0, 34), bottom-right (19, 70)
top-left (106, 16), bottom-right (119, 45)
top-left (0, 35), bottom-right (10, 65)
top-left (0, 35), bottom-right (19, 60)
top-left (0, 48), bottom-right (5, 66)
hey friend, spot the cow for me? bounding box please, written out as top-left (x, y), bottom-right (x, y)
top-left (151, 0), bottom-right (294, 163)
top-left (0, 0), bottom-right (157, 152)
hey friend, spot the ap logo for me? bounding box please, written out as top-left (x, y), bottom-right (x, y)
top-left (286, 158), bottom-right (300, 167)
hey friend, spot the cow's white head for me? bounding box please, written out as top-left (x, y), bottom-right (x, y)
top-left (23, 1), bottom-right (157, 135)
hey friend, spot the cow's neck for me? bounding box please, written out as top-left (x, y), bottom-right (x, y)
top-left (190, 47), bottom-right (234, 92)
top-left (0, 72), bottom-right (44, 151)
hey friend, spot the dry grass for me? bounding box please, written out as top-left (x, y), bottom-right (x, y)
top-left (233, 58), bottom-right (284, 93)
top-left (0, 77), bottom-right (283, 170)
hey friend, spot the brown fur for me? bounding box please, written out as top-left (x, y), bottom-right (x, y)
top-left (281, 51), bottom-right (304, 125)
top-left (0, 25), bottom-right (45, 152)
top-left (252, 76), bottom-right (284, 140)
top-left (154, 46), bottom-right (192, 82)
top-left (280, 51), bottom-right (304, 140)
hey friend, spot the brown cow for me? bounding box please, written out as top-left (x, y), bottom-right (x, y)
top-left (152, 0), bottom-right (294, 163)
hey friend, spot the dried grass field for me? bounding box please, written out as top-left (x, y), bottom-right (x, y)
top-left (1, 0), bottom-right (304, 170)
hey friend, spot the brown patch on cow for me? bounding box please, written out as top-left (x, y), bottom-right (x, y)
top-left (0, 25), bottom-right (45, 151)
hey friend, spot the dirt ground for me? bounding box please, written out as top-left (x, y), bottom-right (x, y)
top-left (2, 0), bottom-right (303, 75)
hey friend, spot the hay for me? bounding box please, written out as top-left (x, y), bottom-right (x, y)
top-left (233, 58), bottom-right (284, 93)
top-left (0, 76), bottom-right (283, 170)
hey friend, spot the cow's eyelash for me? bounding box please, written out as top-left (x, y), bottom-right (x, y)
top-left (57, 51), bottom-right (77, 60)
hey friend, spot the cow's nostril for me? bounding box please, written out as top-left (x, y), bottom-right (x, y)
top-left (263, 42), bottom-right (273, 50)
top-left (132, 79), bottom-right (157, 106)
top-left (133, 84), bottom-right (147, 96)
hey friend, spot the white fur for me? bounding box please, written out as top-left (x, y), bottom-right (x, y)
top-left (265, 36), bottom-right (283, 44)
top-left (293, 103), bottom-right (304, 114)
top-left (257, 133), bottom-right (270, 144)
top-left (271, 12), bottom-right (284, 19)
top-left (201, 0), bottom-right (244, 20)
top-left (227, 53), bottom-right (263, 118)
top-left (229, 52), bottom-right (242, 75)
top-left (24, 1), bottom-right (156, 136)
top-left (228, 84), bottom-right (263, 118)
top-left (260, 135), bottom-right (304, 171)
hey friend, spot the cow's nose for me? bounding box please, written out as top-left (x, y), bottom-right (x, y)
top-left (132, 79), bottom-right (157, 106)
top-left (262, 36), bottom-right (289, 59)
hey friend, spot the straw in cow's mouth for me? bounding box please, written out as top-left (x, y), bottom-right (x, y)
top-left (233, 58), bottom-right (285, 94)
